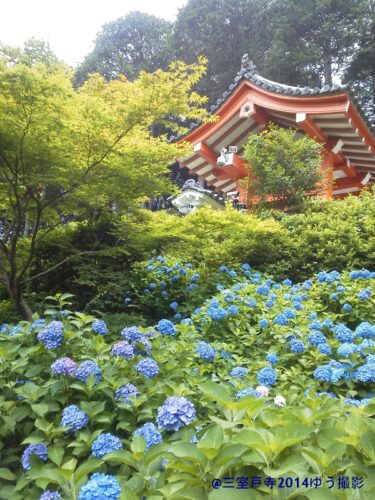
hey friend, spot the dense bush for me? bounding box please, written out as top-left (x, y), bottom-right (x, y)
top-left (1, 263), bottom-right (374, 499)
top-left (2, 191), bottom-right (373, 323)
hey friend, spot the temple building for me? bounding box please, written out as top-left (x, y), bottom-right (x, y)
top-left (171, 55), bottom-right (375, 212)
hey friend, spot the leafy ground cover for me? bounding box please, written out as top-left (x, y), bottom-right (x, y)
top-left (0, 258), bottom-right (375, 499)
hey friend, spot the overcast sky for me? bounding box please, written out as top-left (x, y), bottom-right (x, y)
top-left (0, 0), bottom-right (188, 67)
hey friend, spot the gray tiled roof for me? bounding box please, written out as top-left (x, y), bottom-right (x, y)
top-left (169, 54), bottom-right (375, 142)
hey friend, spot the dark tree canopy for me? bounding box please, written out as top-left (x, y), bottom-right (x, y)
top-left (74, 11), bottom-right (173, 86)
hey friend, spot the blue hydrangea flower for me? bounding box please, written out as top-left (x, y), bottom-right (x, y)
top-left (0, 323), bottom-right (8, 333)
top-left (318, 343), bottom-right (332, 355)
top-left (124, 297), bottom-right (132, 304)
top-left (76, 360), bottom-right (101, 384)
top-left (149, 283), bottom-right (156, 290)
top-left (22, 442), bottom-right (48, 470)
top-left (51, 357), bottom-right (77, 376)
top-left (133, 337), bottom-right (152, 356)
top-left (355, 363), bottom-right (375, 383)
top-left (283, 308), bottom-right (296, 319)
top-left (308, 312), bottom-right (318, 320)
top-left (236, 387), bottom-right (257, 399)
top-left (345, 398), bottom-right (370, 407)
top-left (92, 433), bottom-right (122, 458)
top-left (257, 366), bottom-right (277, 386)
top-left (187, 284), bottom-right (198, 292)
top-left (322, 319), bottom-right (334, 329)
top-left (283, 278), bottom-right (293, 286)
top-left (256, 284), bottom-right (270, 296)
top-left (111, 341), bottom-right (134, 359)
top-left (207, 306), bottom-right (228, 320)
top-left (161, 290), bottom-right (169, 297)
top-left (180, 318), bottom-right (193, 325)
top-left (157, 319), bottom-right (176, 336)
top-left (342, 303), bottom-right (352, 311)
top-left (133, 422), bottom-right (162, 449)
top-left (313, 365), bottom-right (333, 382)
top-left (115, 383), bottom-right (137, 403)
top-left (337, 343), bottom-right (357, 357)
top-left (259, 319), bottom-right (269, 329)
top-left (136, 358), bottom-right (159, 378)
top-left (273, 314), bottom-right (289, 326)
top-left (190, 273), bottom-right (200, 281)
top-left (246, 298), bottom-right (257, 308)
top-left (308, 332), bottom-right (327, 346)
top-left (92, 319), bottom-right (108, 336)
top-left (358, 288), bottom-right (372, 300)
top-left (354, 322), bottom-right (375, 339)
top-left (334, 324), bottom-right (354, 343)
top-left (331, 293), bottom-right (338, 300)
top-left (336, 285), bottom-right (345, 292)
top-left (61, 405), bottom-right (89, 433)
top-left (266, 353), bottom-right (278, 365)
top-left (219, 265), bottom-right (228, 272)
top-left (156, 396), bottom-right (196, 431)
top-left (309, 321), bottom-right (322, 331)
top-left (350, 269), bottom-right (374, 279)
top-left (227, 305), bottom-right (239, 315)
top-left (40, 491), bottom-right (61, 500)
top-left (230, 367), bottom-right (248, 379)
top-left (290, 340), bottom-right (306, 353)
top-left (78, 473), bottom-right (121, 500)
top-left (170, 275), bottom-right (179, 283)
top-left (219, 349), bottom-right (232, 359)
top-left (121, 326), bottom-right (142, 342)
top-left (196, 341), bottom-right (216, 361)
top-left (29, 319), bottom-right (45, 332)
top-left (37, 321), bottom-right (64, 349)
top-left (169, 302), bottom-right (178, 310)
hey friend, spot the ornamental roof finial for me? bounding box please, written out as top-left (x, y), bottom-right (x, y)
top-left (241, 54), bottom-right (257, 73)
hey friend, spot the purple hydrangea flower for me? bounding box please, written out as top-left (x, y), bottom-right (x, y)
top-left (78, 473), bottom-right (121, 500)
top-left (61, 405), bottom-right (89, 433)
top-left (111, 341), bottom-right (134, 359)
top-left (51, 357), bottom-right (77, 376)
top-left (37, 321), bottom-right (64, 349)
top-left (157, 396), bottom-right (196, 431)
top-left (22, 442), bottom-right (48, 470)
top-left (39, 491), bottom-right (61, 500)
top-left (136, 358), bottom-right (159, 378)
top-left (133, 422), bottom-right (162, 449)
top-left (92, 433), bottom-right (122, 458)
top-left (121, 326), bottom-right (142, 343)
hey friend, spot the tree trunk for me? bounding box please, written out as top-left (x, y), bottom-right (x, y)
top-left (16, 295), bottom-right (33, 321)
top-left (2, 273), bottom-right (33, 321)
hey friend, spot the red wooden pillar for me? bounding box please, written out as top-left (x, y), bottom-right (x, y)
top-left (320, 149), bottom-right (334, 199)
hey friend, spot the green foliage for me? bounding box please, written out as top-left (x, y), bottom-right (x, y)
top-left (242, 124), bottom-right (323, 209)
top-left (74, 12), bottom-right (173, 86)
top-left (0, 56), bottom-right (209, 318)
top-left (0, 265), bottom-right (374, 498)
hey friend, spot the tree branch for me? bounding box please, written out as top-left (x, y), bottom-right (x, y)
top-left (20, 250), bottom-right (102, 285)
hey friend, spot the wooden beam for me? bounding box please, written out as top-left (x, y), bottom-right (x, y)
top-left (296, 113), bottom-right (326, 143)
top-left (239, 101), bottom-right (268, 125)
top-left (193, 141), bottom-right (219, 167)
top-left (334, 160), bottom-right (358, 178)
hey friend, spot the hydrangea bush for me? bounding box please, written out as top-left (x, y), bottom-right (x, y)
top-left (0, 261), bottom-right (374, 498)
